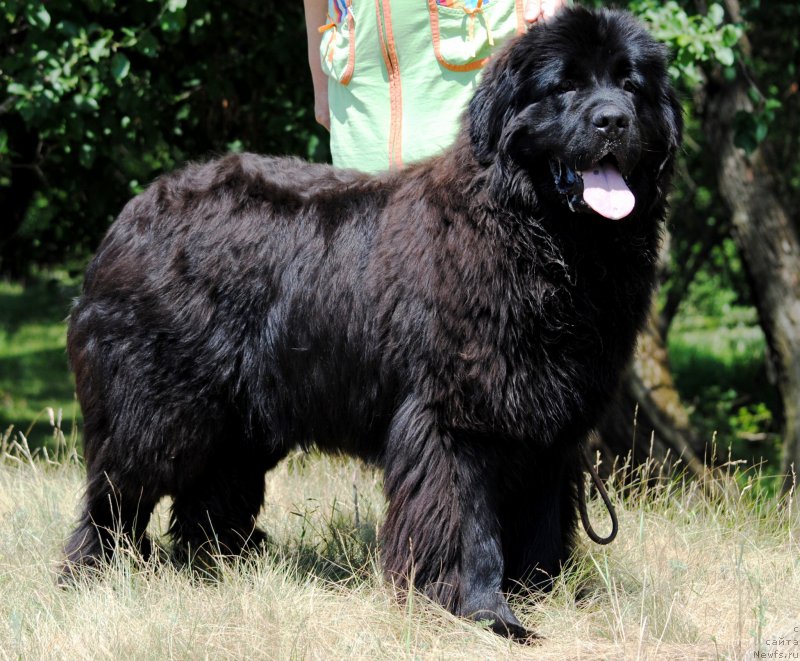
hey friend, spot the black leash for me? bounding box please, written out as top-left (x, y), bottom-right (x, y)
top-left (577, 449), bottom-right (618, 545)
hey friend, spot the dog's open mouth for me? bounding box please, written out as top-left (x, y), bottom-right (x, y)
top-left (550, 155), bottom-right (635, 220)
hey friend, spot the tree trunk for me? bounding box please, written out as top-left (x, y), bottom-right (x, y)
top-left (703, 73), bottom-right (800, 494)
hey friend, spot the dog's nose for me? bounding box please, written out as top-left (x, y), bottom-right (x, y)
top-left (592, 105), bottom-right (630, 137)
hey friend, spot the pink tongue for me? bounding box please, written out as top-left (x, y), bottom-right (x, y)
top-left (580, 162), bottom-right (635, 220)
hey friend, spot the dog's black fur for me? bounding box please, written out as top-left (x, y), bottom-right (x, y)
top-left (62, 8), bottom-right (681, 637)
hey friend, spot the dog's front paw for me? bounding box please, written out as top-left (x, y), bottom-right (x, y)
top-left (487, 617), bottom-right (540, 642)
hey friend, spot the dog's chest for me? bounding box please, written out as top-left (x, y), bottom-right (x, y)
top-left (441, 232), bottom-right (657, 441)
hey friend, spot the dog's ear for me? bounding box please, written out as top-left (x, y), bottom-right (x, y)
top-left (468, 47), bottom-right (518, 164)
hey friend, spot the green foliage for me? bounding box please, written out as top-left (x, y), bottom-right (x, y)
top-left (733, 90), bottom-right (782, 154)
top-left (730, 401), bottom-right (772, 438)
top-left (668, 240), bottom-right (781, 468)
top-left (631, 1), bottom-right (787, 155)
top-left (673, 239), bottom-right (752, 319)
top-left (641, 1), bottom-right (796, 472)
top-left (668, 332), bottom-right (780, 468)
top-left (737, 2), bottom-right (800, 184)
top-left (629, 1), bottom-right (743, 88)
top-left (1, 0), bottom-right (327, 272)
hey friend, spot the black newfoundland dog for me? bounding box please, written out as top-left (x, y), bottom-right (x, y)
top-left (62, 8), bottom-right (681, 638)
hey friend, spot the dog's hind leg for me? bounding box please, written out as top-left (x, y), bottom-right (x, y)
top-left (168, 441), bottom-right (287, 566)
top-left (380, 397), bottom-right (530, 639)
top-left (60, 458), bottom-right (159, 584)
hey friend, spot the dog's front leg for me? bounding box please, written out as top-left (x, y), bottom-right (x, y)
top-left (379, 397), bottom-right (530, 639)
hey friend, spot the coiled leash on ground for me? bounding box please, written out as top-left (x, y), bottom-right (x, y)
top-left (577, 450), bottom-right (619, 545)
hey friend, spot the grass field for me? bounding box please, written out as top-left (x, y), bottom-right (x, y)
top-left (0, 435), bottom-right (797, 660)
top-left (668, 309), bottom-right (781, 470)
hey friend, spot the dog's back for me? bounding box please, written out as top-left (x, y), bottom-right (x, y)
top-left (72, 152), bottom-right (401, 453)
top-left (63, 153), bottom-right (407, 574)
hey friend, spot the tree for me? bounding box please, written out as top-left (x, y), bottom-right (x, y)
top-left (621, 0), bottom-right (800, 491)
top-left (593, 0), bottom-right (746, 477)
top-left (700, 0), bottom-right (800, 493)
top-left (0, 0), bottom-right (327, 274)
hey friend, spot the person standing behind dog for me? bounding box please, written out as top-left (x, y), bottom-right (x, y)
top-left (304, 0), bottom-right (568, 172)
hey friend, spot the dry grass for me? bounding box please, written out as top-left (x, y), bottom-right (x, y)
top-left (0, 431), bottom-right (798, 660)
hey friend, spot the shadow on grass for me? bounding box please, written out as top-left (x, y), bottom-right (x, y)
top-left (0, 277), bottom-right (79, 335)
top-left (0, 276), bottom-right (81, 452)
top-left (668, 326), bottom-right (781, 467)
top-left (274, 506), bottom-right (380, 586)
top-left (128, 497), bottom-right (381, 588)
top-left (0, 347), bottom-right (79, 451)
top-left (0, 348), bottom-right (75, 404)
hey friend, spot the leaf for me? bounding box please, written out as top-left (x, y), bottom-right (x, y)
top-left (160, 12), bottom-right (184, 33)
top-left (715, 46), bottom-right (734, 67)
top-left (88, 37), bottom-right (110, 63)
top-left (136, 31), bottom-right (159, 57)
top-left (26, 4), bottom-right (51, 29)
top-left (721, 24), bottom-right (741, 48)
top-left (708, 3), bottom-right (725, 26)
top-left (111, 53), bottom-right (131, 82)
top-left (79, 143), bottom-right (96, 168)
top-left (755, 121), bottom-right (769, 143)
top-left (7, 82), bottom-right (28, 97)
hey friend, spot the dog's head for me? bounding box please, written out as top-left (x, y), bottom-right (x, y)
top-left (469, 7), bottom-right (682, 220)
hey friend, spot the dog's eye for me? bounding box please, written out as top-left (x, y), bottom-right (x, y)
top-left (622, 79), bottom-right (638, 94)
top-left (556, 80), bottom-right (576, 94)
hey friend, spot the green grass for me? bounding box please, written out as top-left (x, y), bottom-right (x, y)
top-left (0, 276), bottom-right (80, 450)
top-left (665, 238), bottom-right (781, 472)
top-left (668, 315), bottom-right (782, 471)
